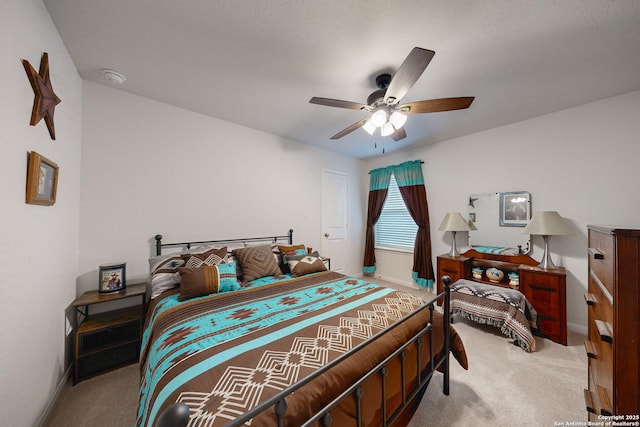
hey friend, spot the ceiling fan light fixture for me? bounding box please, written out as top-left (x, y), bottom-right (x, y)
top-left (380, 121), bottom-right (394, 137)
top-left (389, 111), bottom-right (407, 129)
top-left (370, 108), bottom-right (387, 127)
top-left (362, 119), bottom-right (376, 135)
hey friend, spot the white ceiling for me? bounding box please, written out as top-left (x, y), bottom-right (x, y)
top-left (43, 0), bottom-right (640, 159)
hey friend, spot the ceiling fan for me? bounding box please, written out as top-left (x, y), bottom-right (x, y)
top-left (309, 47), bottom-right (474, 141)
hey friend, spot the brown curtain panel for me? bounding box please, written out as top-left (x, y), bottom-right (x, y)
top-left (363, 167), bottom-right (391, 275)
top-left (391, 161), bottom-right (433, 288)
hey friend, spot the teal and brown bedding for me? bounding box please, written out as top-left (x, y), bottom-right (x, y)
top-left (137, 271), bottom-right (467, 426)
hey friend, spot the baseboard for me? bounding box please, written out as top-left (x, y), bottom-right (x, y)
top-left (36, 365), bottom-right (72, 427)
top-left (567, 321), bottom-right (587, 336)
top-left (374, 274), bottom-right (414, 288)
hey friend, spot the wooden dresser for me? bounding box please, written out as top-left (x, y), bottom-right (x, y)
top-left (437, 249), bottom-right (567, 345)
top-left (584, 225), bottom-right (640, 419)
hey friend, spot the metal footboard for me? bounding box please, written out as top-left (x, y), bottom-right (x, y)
top-left (157, 276), bottom-right (453, 427)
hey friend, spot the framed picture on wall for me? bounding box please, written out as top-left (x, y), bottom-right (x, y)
top-left (98, 262), bottom-right (126, 293)
top-left (25, 151), bottom-right (58, 206)
top-left (499, 191), bottom-right (531, 227)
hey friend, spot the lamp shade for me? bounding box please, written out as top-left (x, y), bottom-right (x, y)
top-left (362, 119), bottom-right (376, 135)
top-left (370, 109), bottom-right (387, 127)
top-left (523, 211), bottom-right (572, 236)
top-left (380, 121), bottom-right (394, 136)
top-left (439, 212), bottom-right (471, 232)
top-left (389, 111), bottom-right (407, 129)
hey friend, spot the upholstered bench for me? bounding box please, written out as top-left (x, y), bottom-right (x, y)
top-left (449, 279), bottom-right (538, 352)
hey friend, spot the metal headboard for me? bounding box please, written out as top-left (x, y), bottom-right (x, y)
top-left (154, 229), bottom-right (293, 256)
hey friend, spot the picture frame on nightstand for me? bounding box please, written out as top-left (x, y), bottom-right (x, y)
top-left (98, 262), bottom-right (126, 293)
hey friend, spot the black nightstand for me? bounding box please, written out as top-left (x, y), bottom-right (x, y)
top-left (71, 283), bottom-right (146, 384)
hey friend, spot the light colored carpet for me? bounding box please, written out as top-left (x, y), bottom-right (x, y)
top-left (44, 281), bottom-right (587, 426)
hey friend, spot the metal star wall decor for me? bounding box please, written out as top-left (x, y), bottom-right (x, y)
top-left (22, 52), bottom-right (61, 140)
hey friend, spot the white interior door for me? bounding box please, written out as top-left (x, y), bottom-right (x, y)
top-left (321, 169), bottom-right (348, 273)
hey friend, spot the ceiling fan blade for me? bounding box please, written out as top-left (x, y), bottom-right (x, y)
top-left (330, 118), bottom-right (368, 140)
top-left (398, 97), bottom-right (475, 114)
top-left (384, 47), bottom-right (435, 106)
top-left (392, 127), bottom-right (407, 141)
top-left (310, 97), bottom-right (369, 111)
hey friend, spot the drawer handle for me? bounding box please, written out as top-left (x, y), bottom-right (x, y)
top-left (584, 389), bottom-right (596, 414)
top-left (584, 293), bottom-right (596, 306)
top-left (529, 283), bottom-right (555, 292)
top-left (594, 320), bottom-right (613, 343)
top-left (588, 248), bottom-right (604, 260)
top-left (596, 385), bottom-right (613, 416)
top-left (584, 340), bottom-right (597, 359)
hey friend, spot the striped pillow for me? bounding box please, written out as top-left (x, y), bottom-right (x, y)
top-left (178, 262), bottom-right (239, 301)
top-left (149, 254), bottom-right (186, 299)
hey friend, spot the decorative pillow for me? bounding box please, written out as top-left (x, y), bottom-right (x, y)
top-left (278, 244), bottom-right (307, 273)
top-left (182, 246), bottom-right (228, 268)
top-left (226, 253), bottom-right (244, 279)
top-left (177, 262), bottom-right (239, 301)
top-left (149, 253), bottom-right (186, 299)
top-left (278, 244), bottom-right (306, 256)
top-left (234, 245), bottom-right (282, 282)
top-left (286, 251), bottom-right (327, 277)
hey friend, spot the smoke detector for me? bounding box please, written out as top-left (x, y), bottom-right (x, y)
top-left (101, 69), bottom-right (126, 85)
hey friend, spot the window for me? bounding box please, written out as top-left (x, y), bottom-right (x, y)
top-left (375, 174), bottom-right (418, 252)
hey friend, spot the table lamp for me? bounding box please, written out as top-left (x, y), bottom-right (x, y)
top-left (522, 211), bottom-right (572, 268)
top-left (439, 212), bottom-right (471, 256)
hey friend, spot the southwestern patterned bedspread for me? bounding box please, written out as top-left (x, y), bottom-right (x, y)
top-left (137, 271), bottom-right (467, 426)
top-left (449, 279), bottom-right (538, 352)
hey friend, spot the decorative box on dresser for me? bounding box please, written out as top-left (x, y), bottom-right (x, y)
top-left (584, 225), bottom-right (640, 419)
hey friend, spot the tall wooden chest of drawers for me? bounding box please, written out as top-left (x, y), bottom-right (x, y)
top-left (584, 225), bottom-right (640, 418)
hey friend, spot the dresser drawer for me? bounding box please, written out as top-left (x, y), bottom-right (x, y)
top-left (587, 273), bottom-right (614, 401)
top-left (523, 273), bottom-right (560, 315)
top-left (587, 337), bottom-right (613, 406)
top-left (588, 230), bottom-right (615, 297)
top-left (519, 265), bottom-right (567, 345)
top-left (437, 257), bottom-right (469, 282)
top-left (520, 270), bottom-right (562, 315)
top-left (588, 273), bottom-right (613, 327)
top-left (538, 315), bottom-right (562, 339)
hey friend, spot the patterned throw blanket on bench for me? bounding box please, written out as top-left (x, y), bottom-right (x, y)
top-left (450, 279), bottom-right (538, 352)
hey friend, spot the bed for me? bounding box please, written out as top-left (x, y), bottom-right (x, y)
top-left (138, 231), bottom-right (468, 426)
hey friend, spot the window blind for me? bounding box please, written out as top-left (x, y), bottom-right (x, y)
top-left (375, 174), bottom-right (417, 252)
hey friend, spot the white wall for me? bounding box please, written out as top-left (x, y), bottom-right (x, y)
top-left (79, 81), bottom-right (365, 298)
top-left (364, 90), bottom-right (640, 332)
top-left (0, 1), bottom-right (82, 426)
top-left (2, 3), bottom-right (638, 424)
